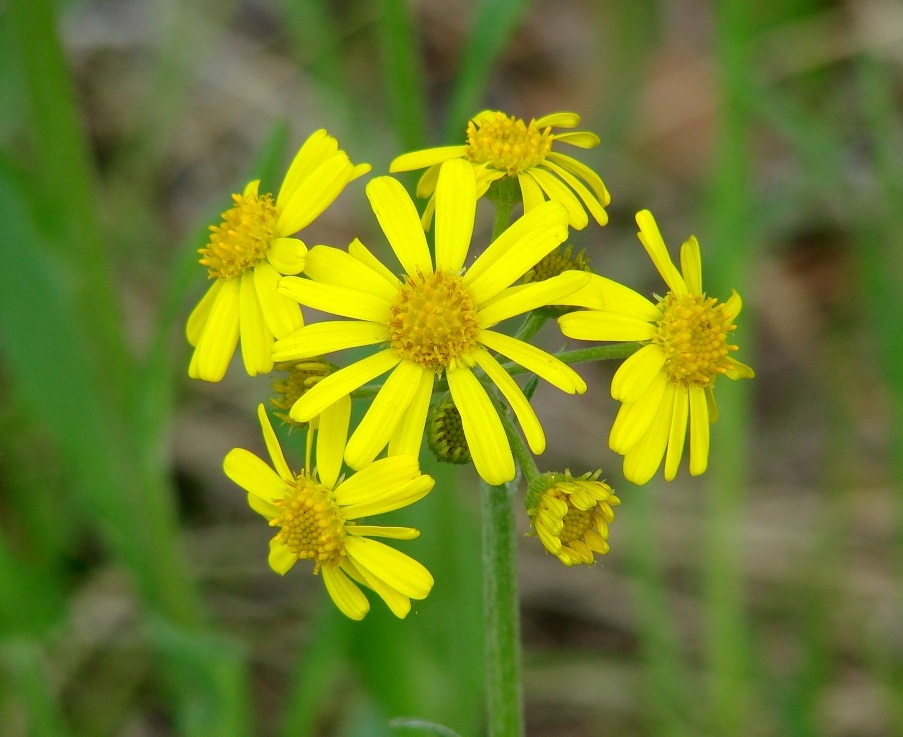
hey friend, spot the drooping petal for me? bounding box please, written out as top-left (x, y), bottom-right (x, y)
top-left (223, 448), bottom-right (288, 503)
top-left (546, 152), bottom-right (610, 207)
top-left (558, 310), bottom-right (657, 342)
top-left (527, 168), bottom-right (589, 230)
top-left (190, 276), bottom-right (240, 381)
top-left (344, 537), bottom-right (434, 599)
top-left (480, 330), bottom-right (586, 394)
top-left (278, 277), bottom-right (392, 323)
top-left (304, 245), bottom-right (400, 302)
top-left (254, 261), bottom-right (304, 340)
top-left (273, 321), bottom-right (388, 362)
top-left (723, 289), bottom-right (743, 320)
top-left (350, 562), bottom-right (412, 619)
top-left (266, 236), bottom-right (307, 276)
top-left (552, 273), bottom-right (660, 320)
top-left (416, 163), bottom-right (441, 199)
top-left (553, 131), bottom-right (601, 148)
top-left (474, 349), bottom-right (545, 454)
top-left (540, 159), bottom-right (608, 225)
top-left (334, 454), bottom-right (423, 507)
top-left (290, 350), bottom-right (400, 422)
top-left (726, 360), bottom-right (755, 380)
top-left (610, 344), bottom-right (666, 404)
top-left (465, 201), bottom-right (569, 304)
top-left (347, 526), bottom-right (420, 540)
top-left (315, 394), bottom-right (351, 489)
top-left (478, 270), bottom-right (591, 327)
top-left (186, 280), bottom-right (222, 347)
top-left (534, 112), bottom-right (581, 128)
top-left (688, 385), bottom-right (710, 476)
top-left (517, 170), bottom-right (546, 213)
top-left (278, 154), bottom-right (354, 235)
top-left (366, 176), bottom-right (433, 276)
top-left (389, 145), bottom-right (468, 173)
top-left (268, 538), bottom-right (298, 575)
top-left (609, 371), bottom-right (668, 454)
top-left (447, 368), bottom-right (515, 485)
top-left (664, 385), bottom-right (689, 481)
top-left (239, 272), bottom-right (274, 376)
top-left (680, 236), bottom-right (703, 295)
top-left (344, 360), bottom-right (424, 470)
top-left (246, 492), bottom-right (278, 519)
top-left (322, 565), bottom-right (370, 620)
top-left (388, 369), bottom-right (434, 458)
top-left (256, 403), bottom-right (293, 482)
top-left (635, 210), bottom-right (687, 296)
top-left (434, 159), bottom-right (476, 273)
top-left (622, 392), bottom-right (672, 485)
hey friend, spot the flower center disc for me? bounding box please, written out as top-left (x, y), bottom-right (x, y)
top-left (273, 476), bottom-right (346, 570)
top-left (465, 112), bottom-right (554, 175)
top-left (557, 496), bottom-right (595, 545)
top-left (389, 270), bottom-right (480, 372)
top-left (199, 192), bottom-right (279, 280)
top-left (655, 293), bottom-right (739, 388)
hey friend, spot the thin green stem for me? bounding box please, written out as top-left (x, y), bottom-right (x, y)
top-left (481, 477), bottom-right (523, 737)
top-left (498, 405), bottom-right (541, 485)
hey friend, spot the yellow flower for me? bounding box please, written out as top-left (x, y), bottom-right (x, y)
top-left (390, 111), bottom-right (609, 230)
top-left (224, 405), bottom-right (434, 620)
top-left (558, 210), bottom-right (755, 484)
top-left (272, 159), bottom-right (590, 485)
top-left (187, 130), bottom-right (370, 382)
top-left (528, 470), bottom-right (620, 566)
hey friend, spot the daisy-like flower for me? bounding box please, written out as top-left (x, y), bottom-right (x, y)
top-left (558, 210), bottom-right (755, 485)
top-left (272, 158), bottom-right (590, 486)
top-left (187, 130), bottom-right (370, 382)
top-left (224, 404), bottom-right (435, 620)
top-left (389, 110), bottom-right (609, 230)
top-left (527, 470), bottom-right (620, 566)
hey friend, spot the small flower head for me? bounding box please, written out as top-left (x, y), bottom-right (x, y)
top-left (273, 159), bottom-right (591, 485)
top-left (522, 244), bottom-right (591, 285)
top-left (186, 130), bottom-right (370, 382)
top-left (270, 359), bottom-right (336, 426)
top-left (426, 396), bottom-right (472, 465)
top-left (389, 111), bottom-right (610, 230)
top-left (527, 470), bottom-right (620, 566)
top-left (558, 210), bottom-right (755, 484)
top-left (224, 405), bottom-right (434, 620)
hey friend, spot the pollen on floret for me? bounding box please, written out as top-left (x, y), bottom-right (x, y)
top-left (388, 270), bottom-right (480, 371)
top-left (271, 474), bottom-right (347, 572)
top-left (465, 112), bottom-right (554, 176)
top-left (199, 192), bottom-right (279, 280)
top-left (654, 293), bottom-right (740, 388)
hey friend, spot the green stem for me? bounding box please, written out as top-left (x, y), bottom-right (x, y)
top-left (481, 477), bottom-right (524, 737)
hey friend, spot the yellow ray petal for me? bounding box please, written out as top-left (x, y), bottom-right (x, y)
top-left (558, 310), bottom-right (657, 342)
top-left (553, 131), bottom-right (601, 148)
top-left (434, 159), bottom-right (476, 273)
top-left (478, 270), bottom-right (591, 327)
top-left (546, 152), bottom-right (610, 206)
top-left (552, 273), bottom-right (660, 319)
top-left (526, 168), bottom-right (589, 230)
top-left (664, 385), bottom-right (689, 481)
top-left (610, 344), bottom-right (666, 403)
top-left (540, 159), bottom-right (608, 225)
top-left (253, 261), bottom-right (304, 340)
top-left (723, 289), bottom-right (743, 320)
top-left (278, 276), bottom-right (392, 322)
top-left (389, 145), bottom-right (468, 173)
top-left (688, 385), bottom-right (710, 476)
top-left (447, 368), bottom-right (515, 485)
top-left (347, 526), bottom-right (420, 540)
top-left (474, 349), bottom-right (545, 454)
top-left (635, 210), bottom-right (687, 296)
top-left (290, 349), bottom-right (400, 422)
top-left (480, 330), bottom-right (586, 394)
top-left (190, 276), bottom-right (240, 381)
top-left (256, 403), bottom-right (292, 482)
top-left (239, 272), bottom-right (274, 376)
top-left (304, 245), bottom-right (400, 302)
top-left (186, 280), bottom-right (222, 347)
top-left (315, 394), bottom-right (351, 489)
top-left (277, 129), bottom-right (338, 206)
top-left (278, 153), bottom-right (354, 235)
top-left (223, 448), bottom-right (288, 503)
top-left (344, 360), bottom-right (425, 469)
top-left (268, 538), bottom-right (298, 575)
top-left (348, 237), bottom-right (403, 289)
top-left (350, 561), bottom-right (412, 619)
top-left (680, 236), bottom-right (703, 294)
top-left (609, 370), bottom-right (668, 454)
top-left (345, 537), bottom-right (434, 599)
top-left (265, 236), bottom-right (307, 276)
top-left (341, 475), bottom-right (434, 518)
top-left (622, 393), bottom-right (672, 485)
top-left (334, 454), bottom-right (423, 507)
top-left (366, 176), bottom-right (433, 276)
top-left (388, 369), bottom-right (434, 458)
top-left (322, 565), bottom-right (370, 620)
top-left (517, 170), bottom-right (545, 213)
top-left (534, 112), bottom-right (580, 128)
top-left (272, 321), bottom-right (387, 362)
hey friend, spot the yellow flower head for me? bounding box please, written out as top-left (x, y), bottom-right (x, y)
top-left (558, 210), bottom-right (755, 484)
top-left (528, 470), bottom-right (620, 566)
top-left (186, 130), bottom-right (370, 382)
top-left (224, 405), bottom-right (434, 620)
top-left (272, 159), bottom-right (590, 485)
top-left (390, 111), bottom-right (609, 230)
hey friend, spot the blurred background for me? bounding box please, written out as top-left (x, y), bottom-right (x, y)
top-left (2, 0), bottom-right (903, 735)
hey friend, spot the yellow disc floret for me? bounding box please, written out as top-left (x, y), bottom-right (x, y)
top-left (388, 270), bottom-right (480, 371)
top-left (271, 474), bottom-right (346, 572)
top-left (654, 293), bottom-right (739, 388)
top-left (199, 192), bottom-right (279, 280)
top-left (465, 112), bottom-right (554, 175)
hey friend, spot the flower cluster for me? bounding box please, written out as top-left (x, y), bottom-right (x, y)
top-left (188, 113), bottom-right (753, 617)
